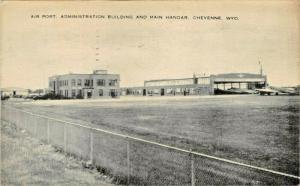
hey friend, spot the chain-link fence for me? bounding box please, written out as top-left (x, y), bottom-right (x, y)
top-left (1, 105), bottom-right (299, 185)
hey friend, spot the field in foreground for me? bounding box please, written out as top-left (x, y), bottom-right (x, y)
top-left (1, 120), bottom-right (114, 186)
top-left (4, 95), bottom-right (300, 184)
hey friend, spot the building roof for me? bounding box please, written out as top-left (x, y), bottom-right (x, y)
top-left (213, 73), bottom-right (265, 79)
top-left (0, 87), bottom-right (29, 91)
top-left (213, 73), bottom-right (266, 83)
top-left (144, 77), bottom-right (194, 83)
top-left (49, 73), bottom-right (119, 79)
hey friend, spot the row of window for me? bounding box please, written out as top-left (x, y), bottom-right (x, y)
top-left (124, 87), bottom-right (210, 96)
top-left (213, 82), bottom-right (265, 90)
top-left (50, 79), bottom-right (118, 88)
top-left (59, 90), bottom-right (70, 97)
top-left (145, 79), bottom-right (194, 87)
top-left (58, 80), bottom-right (69, 87)
top-left (145, 78), bottom-right (210, 87)
top-left (59, 89), bottom-right (117, 97)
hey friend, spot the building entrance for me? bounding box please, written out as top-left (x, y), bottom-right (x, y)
top-left (83, 89), bottom-right (93, 99)
top-left (161, 88), bottom-right (165, 96)
top-left (110, 89), bottom-right (117, 98)
top-left (87, 91), bottom-right (92, 98)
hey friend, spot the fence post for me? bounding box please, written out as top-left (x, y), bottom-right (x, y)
top-left (3, 106), bottom-right (6, 121)
top-left (10, 108), bottom-right (13, 123)
top-left (47, 119), bottom-right (50, 144)
top-left (18, 110), bottom-right (21, 128)
top-left (34, 115), bottom-right (37, 137)
top-left (190, 149), bottom-right (195, 186)
top-left (28, 113), bottom-right (34, 135)
top-left (28, 114), bottom-right (31, 134)
top-left (4, 106), bottom-right (7, 121)
top-left (3, 106), bottom-right (5, 121)
top-left (2, 106), bottom-right (3, 120)
top-left (90, 131), bottom-right (94, 163)
top-left (10, 108), bottom-right (13, 124)
top-left (21, 111), bottom-right (24, 129)
top-left (3, 106), bottom-right (6, 120)
top-left (219, 126), bottom-right (223, 147)
top-left (126, 137), bottom-right (130, 185)
top-left (24, 112), bottom-right (26, 130)
top-left (7, 107), bottom-right (11, 123)
top-left (16, 110), bottom-right (20, 127)
top-left (64, 123), bottom-right (67, 153)
top-left (14, 108), bottom-right (18, 126)
top-left (25, 112), bottom-right (28, 130)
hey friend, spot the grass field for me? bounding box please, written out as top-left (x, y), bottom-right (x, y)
top-left (5, 95), bottom-right (299, 184)
top-left (1, 120), bottom-right (114, 186)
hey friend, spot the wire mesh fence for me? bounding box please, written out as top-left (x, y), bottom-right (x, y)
top-left (1, 105), bottom-right (299, 185)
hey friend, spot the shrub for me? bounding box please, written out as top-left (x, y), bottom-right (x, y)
top-left (32, 93), bottom-right (69, 100)
top-left (1, 95), bottom-right (10, 100)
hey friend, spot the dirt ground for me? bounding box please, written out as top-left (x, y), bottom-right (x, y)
top-left (1, 120), bottom-right (115, 186)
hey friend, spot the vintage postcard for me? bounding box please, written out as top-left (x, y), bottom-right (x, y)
top-left (0, 0), bottom-right (299, 185)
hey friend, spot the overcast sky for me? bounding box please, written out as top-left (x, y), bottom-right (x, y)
top-left (1, 1), bottom-right (299, 89)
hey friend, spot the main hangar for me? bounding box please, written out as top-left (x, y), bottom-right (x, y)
top-left (121, 72), bottom-right (267, 96)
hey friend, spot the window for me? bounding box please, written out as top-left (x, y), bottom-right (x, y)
top-left (65, 90), bottom-right (68, 97)
top-left (198, 77), bottom-right (210, 85)
top-left (166, 88), bottom-right (173, 94)
top-left (77, 89), bottom-right (82, 97)
top-left (71, 79), bottom-right (76, 86)
top-left (147, 89), bottom-right (153, 95)
top-left (77, 79), bottom-right (82, 86)
top-left (109, 89), bottom-right (117, 97)
top-left (109, 79), bottom-right (118, 86)
top-left (72, 89), bottom-right (76, 97)
top-left (97, 79), bottom-right (105, 86)
top-left (63, 80), bottom-right (68, 86)
top-left (84, 79), bottom-right (90, 86)
top-left (99, 89), bottom-right (103, 96)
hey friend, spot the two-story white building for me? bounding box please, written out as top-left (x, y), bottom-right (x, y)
top-left (48, 70), bottom-right (120, 99)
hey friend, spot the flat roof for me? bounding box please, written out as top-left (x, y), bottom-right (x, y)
top-left (49, 73), bottom-right (119, 78)
top-left (145, 76), bottom-right (210, 83)
top-left (1, 87), bottom-right (29, 91)
top-left (213, 73), bottom-right (266, 79)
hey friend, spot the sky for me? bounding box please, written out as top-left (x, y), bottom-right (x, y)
top-left (0, 0), bottom-right (299, 89)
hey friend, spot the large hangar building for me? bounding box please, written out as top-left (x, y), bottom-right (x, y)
top-left (121, 73), bottom-right (267, 96)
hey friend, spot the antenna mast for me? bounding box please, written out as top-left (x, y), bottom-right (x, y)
top-left (96, 34), bottom-right (100, 62)
top-left (259, 61), bottom-right (263, 75)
